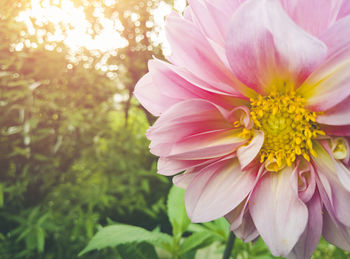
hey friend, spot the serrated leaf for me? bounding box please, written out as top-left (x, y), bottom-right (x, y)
top-left (167, 185), bottom-right (190, 236)
top-left (180, 231), bottom-right (215, 255)
top-left (79, 224), bottom-right (172, 256)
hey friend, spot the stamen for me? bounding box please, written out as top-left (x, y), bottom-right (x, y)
top-left (248, 91), bottom-right (325, 172)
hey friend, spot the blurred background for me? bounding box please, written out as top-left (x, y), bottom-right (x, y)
top-left (0, 0), bottom-right (182, 258)
top-left (0, 1), bottom-right (349, 259)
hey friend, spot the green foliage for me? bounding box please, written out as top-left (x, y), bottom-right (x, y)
top-left (82, 185), bottom-right (350, 259)
top-left (0, 0), bottom-right (170, 258)
top-left (117, 242), bottom-right (159, 259)
top-left (1, 1), bottom-right (350, 259)
top-left (81, 185), bottom-right (228, 259)
top-left (167, 184), bottom-right (190, 239)
top-left (79, 224), bottom-right (172, 256)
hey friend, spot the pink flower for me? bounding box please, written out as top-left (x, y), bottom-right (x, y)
top-left (134, 0), bottom-right (350, 258)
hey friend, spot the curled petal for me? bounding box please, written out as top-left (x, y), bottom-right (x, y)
top-left (249, 167), bottom-right (308, 257)
top-left (237, 130), bottom-right (264, 170)
top-left (331, 137), bottom-right (350, 165)
top-left (227, 106), bottom-right (253, 129)
top-left (295, 160), bottom-right (316, 203)
top-left (185, 157), bottom-right (257, 222)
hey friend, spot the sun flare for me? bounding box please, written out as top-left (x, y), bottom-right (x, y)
top-left (16, 0), bottom-right (186, 54)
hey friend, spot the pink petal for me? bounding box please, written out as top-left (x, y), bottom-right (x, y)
top-left (134, 73), bottom-right (179, 116)
top-left (203, 0), bottom-right (233, 38)
top-left (227, 106), bottom-right (253, 129)
top-left (183, 6), bottom-right (193, 21)
top-left (321, 124), bottom-right (350, 136)
top-left (337, 0), bottom-right (350, 19)
top-left (165, 13), bottom-right (241, 96)
top-left (287, 191), bottom-right (323, 259)
top-left (172, 169), bottom-right (198, 188)
top-left (148, 99), bottom-right (249, 160)
top-left (317, 97), bottom-right (350, 126)
top-left (298, 47), bottom-right (350, 112)
top-left (320, 16), bottom-right (350, 60)
top-left (295, 160), bottom-right (316, 203)
top-left (185, 157), bottom-right (257, 222)
top-left (148, 99), bottom-right (232, 145)
top-left (207, 0), bottom-right (244, 17)
top-left (323, 211), bottom-right (350, 251)
top-left (226, 0), bottom-right (327, 94)
top-left (237, 130), bottom-right (264, 170)
top-left (335, 160), bottom-right (350, 192)
top-left (157, 156), bottom-right (219, 176)
top-left (155, 129), bottom-right (246, 160)
top-left (149, 59), bottom-right (197, 100)
top-left (188, 0), bottom-right (226, 46)
top-left (280, 0), bottom-right (343, 36)
top-left (313, 141), bottom-right (350, 227)
top-left (150, 58), bottom-right (249, 109)
top-left (225, 199), bottom-right (247, 231)
top-left (233, 213), bottom-right (259, 243)
top-left (226, 165), bottom-right (265, 230)
top-left (249, 167), bottom-right (308, 257)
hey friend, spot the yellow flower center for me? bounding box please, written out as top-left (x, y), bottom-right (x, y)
top-left (249, 91), bottom-right (325, 172)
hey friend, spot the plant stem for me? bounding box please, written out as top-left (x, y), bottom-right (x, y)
top-left (223, 231), bottom-right (236, 259)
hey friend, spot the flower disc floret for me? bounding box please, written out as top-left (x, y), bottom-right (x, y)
top-left (249, 91), bottom-right (325, 171)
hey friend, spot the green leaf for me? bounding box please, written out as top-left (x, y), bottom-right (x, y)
top-left (180, 231), bottom-right (215, 255)
top-left (181, 249), bottom-right (196, 259)
top-left (202, 217), bottom-right (230, 240)
top-left (36, 227), bottom-right (45, 253)
top-left (79, 224), bottom-right (172, 256)
top-left (117, 242), bottom-right (159, 259)
top-left (188, 218), bottom-right (230, 241)
top-left (167, 185), bottom-right (190, 236)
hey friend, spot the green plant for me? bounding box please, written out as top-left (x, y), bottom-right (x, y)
top-left (80, 186), bottom-right (223, 259)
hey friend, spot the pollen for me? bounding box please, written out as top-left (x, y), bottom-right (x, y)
top-left (249, 91), bottom-right (325, 172)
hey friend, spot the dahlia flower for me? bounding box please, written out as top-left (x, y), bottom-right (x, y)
top-left (134, 0), bottom-right (350, 257)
